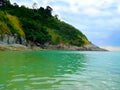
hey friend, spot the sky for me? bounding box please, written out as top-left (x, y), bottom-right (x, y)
top-left (10, 0), bottom-right (120, 50)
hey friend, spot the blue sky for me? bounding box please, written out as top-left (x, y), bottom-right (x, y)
top-left (10, 0), bottom-right (120, 50)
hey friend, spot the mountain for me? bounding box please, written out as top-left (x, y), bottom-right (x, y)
top-left (0, 0), bottom-right (106, 51)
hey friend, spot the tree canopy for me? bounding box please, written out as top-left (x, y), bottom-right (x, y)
top-left (0, 0), bottom-right (89, 46)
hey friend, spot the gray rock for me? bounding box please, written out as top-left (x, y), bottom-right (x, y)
top-left (0, 34), bottom-right (107, 51)
top-left (0, 33), bottom-right (26, 46)
top-left (82, 44), bottom-right (107, 51)
top-left (20, 36), bottom-right (26, 45)
top-left (42, 43), bottom-right (107, 51)
top-left (2, 34), bottom-right (8, 44)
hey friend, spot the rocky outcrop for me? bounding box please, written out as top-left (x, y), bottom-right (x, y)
top-left (42, 43), bottom-right (107, 51)
top-left (0, 34), bottom-right (26, 45)
top-left (78, 44), bottom-right (107, 51)
top-left (0, 34), bottom-right (107, 51)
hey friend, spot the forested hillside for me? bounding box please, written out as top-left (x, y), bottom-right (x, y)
top-left (0, 0), bottom-right (90, 47)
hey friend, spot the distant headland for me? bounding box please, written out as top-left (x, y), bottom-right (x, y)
top-left (0, 0), bottom-right (107, 51)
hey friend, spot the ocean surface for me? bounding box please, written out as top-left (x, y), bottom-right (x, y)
top-left (0, 50), bottom-right (120, 90)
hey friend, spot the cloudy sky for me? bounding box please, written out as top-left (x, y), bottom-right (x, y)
top-left (10, 0), bottom-right (120, 50)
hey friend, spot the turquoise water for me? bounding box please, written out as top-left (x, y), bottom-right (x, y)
top-left (0, 50), bottom-right (120, 90)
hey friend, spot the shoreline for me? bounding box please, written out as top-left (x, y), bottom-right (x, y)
top-left (0, 44), bottom-right (30, 51)
top-left (0, 44), bottom-right (108, 51)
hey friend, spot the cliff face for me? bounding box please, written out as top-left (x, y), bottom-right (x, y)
top-left (0, 10), bottom-right (26, 45)
top-left (0, 34), bottom-right (26, 45)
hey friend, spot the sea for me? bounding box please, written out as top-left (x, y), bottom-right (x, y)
top-left (0, 50), bottom-right (120, 90)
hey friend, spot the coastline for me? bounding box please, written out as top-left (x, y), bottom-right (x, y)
top-left (0, 44), bottom-right (107, 51)
top-left (0, 44), bottom-right (30, 51)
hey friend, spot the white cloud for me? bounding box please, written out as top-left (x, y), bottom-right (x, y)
top-left (56, 0), bottom-right (115, 13)
top-left (10, 0), bottom-right (120, 46)
top-left (43, 0), bottom-right (117, 17)
top-left (118, 6), bottom-right (120, 13)
top-left (11, 0), bottom-right (34, 8)
top-left (32, 0), bottom-right (38, 3)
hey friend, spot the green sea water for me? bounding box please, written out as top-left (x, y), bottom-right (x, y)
top-left (0, 50), bottom-right (120, 90)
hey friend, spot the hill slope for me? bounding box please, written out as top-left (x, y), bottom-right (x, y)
top-left (0, 11), bottom-right (24, 36)
top-left (0, 1), bottom-right (89, 46)
top-left (0, 0), bottom-right (106, 51)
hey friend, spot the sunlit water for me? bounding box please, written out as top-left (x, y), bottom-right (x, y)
top-left (0, 50), bottom-right (120, 90)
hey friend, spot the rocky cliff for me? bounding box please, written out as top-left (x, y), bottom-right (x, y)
top-left (0, 34), bottom-right (26, 45)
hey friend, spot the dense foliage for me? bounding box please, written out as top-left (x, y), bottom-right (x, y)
top-left (0, 0), bottom-right (89, 46)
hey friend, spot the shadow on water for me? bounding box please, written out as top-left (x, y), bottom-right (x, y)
top-left (0, 50), bottom-right (87, 89)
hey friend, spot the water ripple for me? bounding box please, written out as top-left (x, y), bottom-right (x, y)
top-left (0, 51), bottom-right (120, 90)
